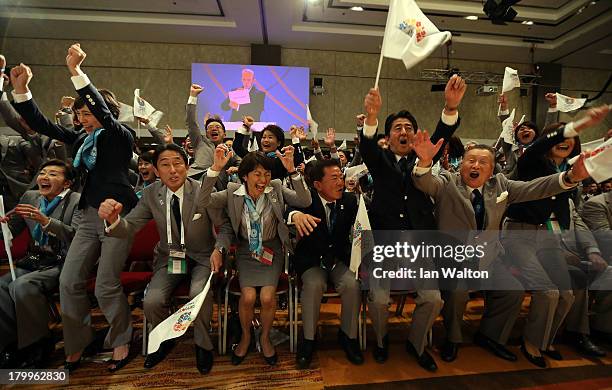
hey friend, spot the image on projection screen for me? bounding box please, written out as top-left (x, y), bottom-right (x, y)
top-left (191, 63), bottom-right (310, 132)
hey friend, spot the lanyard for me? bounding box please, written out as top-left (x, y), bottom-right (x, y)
top-left (166, 191), bottom-right (185, 248)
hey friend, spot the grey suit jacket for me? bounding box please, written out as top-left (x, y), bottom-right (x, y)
top-left (185, 103), bottom-right (240, 181)
top-left (11, 190), bottom-right (81, 258)
top-left (107, 177), bottom-right (233, 272)
top-left (413, 169), bottom-right (571, 270)
top-left (580, 192), bottom-right (612, 259)
top-left (200, 173), bottom-right (312, 250)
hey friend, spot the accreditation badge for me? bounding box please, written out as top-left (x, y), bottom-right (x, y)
top-left (168, 248), bottom-right (187, 274)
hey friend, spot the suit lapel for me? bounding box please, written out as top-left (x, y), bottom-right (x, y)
top-left (482, 183), bottom-right (497, 230)
top-left (182, 179), bottom-right (195, 225)
top-left (232, 192), bottom-right (244, 235)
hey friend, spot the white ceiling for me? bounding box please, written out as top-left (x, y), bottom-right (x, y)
top-left (0, 0), bottom-right (610, 69)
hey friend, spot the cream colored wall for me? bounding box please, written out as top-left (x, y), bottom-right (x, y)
top-left (1, 38), bottom-right (609, 142)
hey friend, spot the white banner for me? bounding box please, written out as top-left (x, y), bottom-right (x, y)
top-left (502, 67), bottom-right (520, 93)
top-left (381, 0), bottom-right (451, 70)
top-left (500, 108), bottom-right (516, 145)
top-left (350, 194), bottom-right (373, 274)
top-left (306, 105), bottom-right (318, 139)
top-left (147, 273), bottom-right (213, 354)
top-left (556, 93), bottom-right (587, 113)
top-left (133, 89), bottom-right (157, 120)
top-left (583, 138), bottom-right (612, 183)
top-left (0, 196), bottom-right (16, 281)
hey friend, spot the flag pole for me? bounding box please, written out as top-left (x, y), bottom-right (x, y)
top-left (374, 51), bottom-right (384, 90)
top-left (0, 196), bottom-right (16, 281)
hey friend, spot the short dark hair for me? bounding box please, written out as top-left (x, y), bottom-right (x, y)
top-left (138, 149), bottom-right (155, 164)
top-left (310, 159), bottom-right (342, 184)
top-left (237, 152), bottom-right (275, 183)
top-left (465, 144), bottom-right (497, 163)
top-left (152, 143), bottom-right (189, 167)
top-left (384, 110), bottom-right (419, 136)
top-left (73, 88), bottom-right (120, 119)
top-left (514, 121), bottom-right (540, 143)
top-left (262, 125), bottom-right (285, 149)
top-left (205, 117), bottom-right (226, 133)
top-left (39, 159), bottom-right (75, 182)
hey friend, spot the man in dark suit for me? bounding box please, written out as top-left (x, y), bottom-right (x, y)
top-left (359, 75), bottom-right (466, 371)
top-left (99, 143), bottom-right (233, 374)
top-left (220, 69), bottom-right (266, 121)
top-left (10, 44), bottom-right (138, 372)
top-left (288, 159), bottom-right (362, 369)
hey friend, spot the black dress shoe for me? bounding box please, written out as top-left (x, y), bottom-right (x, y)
top-left (108, 347), bottom-right (136, 373)
top-left (372, 335), bottom-right (389, 364)
top-left (296, 339), bottom-right (315, 369)
top-left (440, 341), bottom-right (458, 362)
top-left (144, 340), bottom-right (175, 369)
top-left (195, 346), bottom-right (213, 374)
top-left (406, 341), bottom-right (437, 372)
top-left (63, 358), bottom-right (81, 372)
top-left (338, 330), bottom-right (364, 365)
top-left (264, 352), bottom-right (278, 366)
top-left (568, 333), bottom-right (606, 357)
top-left (541, 348), bottom-right (563, 361)
top-left (473, 332), bottom-right (517, 362)
top-left (231, 347), bottom-right (249, 366)
top-left (520, 340), bottom-right (546, 368)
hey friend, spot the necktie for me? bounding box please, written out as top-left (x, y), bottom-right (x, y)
top-left (327, 202), bottom-right (337, 232)
top-left (471, 189), bottom-right (485, 231)
top-left (398, 157), bottom-right (409, 177)
top-left (171, 194), bottom-right (181, 238)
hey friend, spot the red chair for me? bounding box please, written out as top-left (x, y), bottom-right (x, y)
top-left (0, 227), bottom-right (32, 264)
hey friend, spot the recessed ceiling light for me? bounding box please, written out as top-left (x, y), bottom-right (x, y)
top-left (522, 20), bottom-right (534, 25)
top-left (350, 6), bottom-right (364, 11)
top-left (464, 15), bottom-right (479, 20)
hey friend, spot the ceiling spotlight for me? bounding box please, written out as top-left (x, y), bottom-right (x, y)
top-left (465, 15), bottom-right (479, 20)
top-left (521, 20), bottom-right (534, 25)
top-left (483, 0), bottom-right (521, 25)
top-left (350, 6), bottom-right (364, 11)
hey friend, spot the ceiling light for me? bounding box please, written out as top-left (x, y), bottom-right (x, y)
top-left (464, 15), bottom-right (479, 20)
top-left (350, 6), bottom-right (364, 11)
top-left (521, 20), bottom-right (534, 25)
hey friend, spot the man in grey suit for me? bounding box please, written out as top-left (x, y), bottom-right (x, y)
top-left (0, 159), bottom-right (80, 368)
top-left (411, 134), bottom-right (591, 363)
top-left (99, 143), bottom-right (233, 374)
top-left (186, 84), bottom-right (240, 184)
top-left (580, 191), bottom-right (612, 343)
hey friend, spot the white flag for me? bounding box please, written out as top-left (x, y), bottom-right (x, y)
top-left (583, 138), bottom-right (612, 183)
top-left (147, 273), bottom-right (213, 354)
top-left (338, 139), bottom-right (347, 151)
top-left (556, 93), bottom-right (586, 113)
top-left (344, 163), bottom-right (368, 181)
top-left (133, 89), bottom-right (156, 120)
top-left (248, 136), bottom-right (260, 152)
top-left (147, 110), bottom-right (164, 128)
top-left (581, 137), bottom-right (605, 152)
top-left (0, 196), bottom-right (16, 281)
top-left (306, 105), bottom-right (318, 139)
top-left (500, 108), bottom-right (516, 144)
top-left (381, 0), bottom-right (452, 70)
top-left (502, 67), bottom-right (521, 93)
top-left (118, 102), bottom-right (134, 123)
top-left (350, 194), bottom-right (373, 274)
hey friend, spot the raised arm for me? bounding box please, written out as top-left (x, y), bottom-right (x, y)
top-left (10, 64), bottom-right (80, 144)
top-left (66, 43), bottom-right (133, 141)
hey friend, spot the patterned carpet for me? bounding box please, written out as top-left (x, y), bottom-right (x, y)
top-left (12, 292), bottom-right (612, 389)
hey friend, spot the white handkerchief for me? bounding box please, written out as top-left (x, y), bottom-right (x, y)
top-left (192, 213), bottom-right (202, 221)
top-left (496, 191), bottom-right (508, 203)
